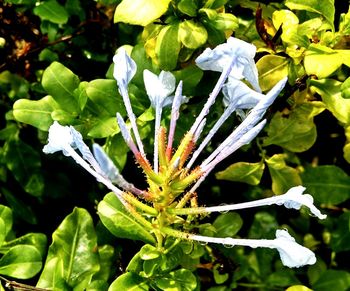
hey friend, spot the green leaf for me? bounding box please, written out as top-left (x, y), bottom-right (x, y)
top-left (301, 165), bottom-right (350, 204)
top-left (86, 79), bottom-right (126, 117)
top-left (178, 0), bottom-right (198, 17)
top-left (155, 269), bottom-right (197, 291)
top-left (156, 24), bottom-right (181, 71)
top-left (87, 117), bottom-right (119, 138)
top-left (211, 13), bottom-right (239, 31)
top-left (0, 245), bottom-right (42, 279)
top-left (341, 76), bottom-right (350, 99)
top-left (286, 286), bottom-right (312, 291)
top-left (0, 219), bottom-right (5, 248)
top-left (3, 139), bottom-right (44, 197)
top-left (42, 62), bottom-right (80, 113)
top-left (0, 205), bottom-right (12, 238)
top-left (344, 125), bottom-right (350, 163)
top-left (213, 212), bottom-right (243, 237)
top-left (248, 212), bottom-right (279, 239)
top-left (285, 0), bottom-right (335, 30)
top-left (310, 79), bottom-right (350, 124)
top-left (38, 208), bottom-right (100, 289)
top-left (330, 212), bottom-right (350, 252)
top-left (265, 154), bottom-right (302, 195)
top-left (304, 44), bottom-right (350, 78)
top-left (1, 233), bottom-right (47, 257)
top-left (215, 161), bottom-right (265, 185)
top-left (1, 187), bottom-right (38, 225)
top-left (91, 245), bottom-right (115, 282)
top-left (139, 244), bottom-right (160, 260)
top-left (109, 272), bottom-right (149, 291)
top-left (263, 102), bottom-right (324, 152)
top-left (13, 95), bottom-right (59, 131)
top-left (98, 193), bottom-right (156, 244)
top-left (256, 55), bottom-right (289, 92)
top-left (312, 270), bottom-right (350, 291)
top-left (173, 65), bottom-right (203, 95)
top-left (179, 20), bottom-right (208, 49)
top-left (33, 0), bottom-right (69, 24)
top-left (114, 0), bottom-right (171, 26)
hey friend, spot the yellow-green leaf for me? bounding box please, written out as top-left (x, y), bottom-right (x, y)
top-left (179, 20), bottom-right (208, 49)
top-left (114, 0), bottom-right (171, 26)
top-left (256, 55), bottom-right (289, 92)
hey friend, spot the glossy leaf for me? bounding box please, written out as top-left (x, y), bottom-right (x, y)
top-left (178, 0), bottom-right (198, 17)
top-left (304, 44), bottom-right (350, 78)
top-left (38, 208), bottom-right (100, 289)
top-left (0, 245), bottom-right (42, 279)
top-left (86, 79), bottom-right (126, 117)
top-left (0, 205), bottom-right (12, 239)
top-left (155, 269), bottom-right (197, 291)
top-left (301, 165), bottom-right (350, 205)
top-left (3, 139), bottom-right (44, 197)
top-left (114, 0), bottom-right (171, 26)
top-left (285, 0), bottom-right (335, 30)
top-left (256, 55), bottom-right (289, 92)
top-left (1, 233), bottom-right (47, 258)
top-left (286, 285), bottom-right (312, 291)
top-left (213, 212), bottom-right (243, 237)
top-left (215, 161), bottom-right (265, 185)
top-left (42, 62), bottom-right (80, 113)
top-left (265, 154), bottom-right (302, 195)
top-left (98, 193), bottom-right (156, 244)
top-left (263, 103), bottom-right (324, 152)
top-left (155, 24), bottom-right (181, 71)
top-left (344, 125), bottom-right (350, 163)
top-left (179, 20), bottom-right (208, 49)
top-left (33, 0), bottom-right (69, 24)
top-left (0, 219), bottom-right (5, 248)
top-left (13, 95), bottom-right (59, 131)
top-left (310, 79), bottom-right (350, 124)
top-left (109, 272), bottom-right (149, 291)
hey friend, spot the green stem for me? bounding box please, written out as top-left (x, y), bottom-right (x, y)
top-left (124, 193), bottom-right (158, 216)
top-left (167, 206), bottom-right (207, 216)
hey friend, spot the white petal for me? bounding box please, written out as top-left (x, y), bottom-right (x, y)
top-left (113, 48), bottom-right (137, 91)
top-left (273, 229), bottom-right (316, 268)
top-left (43, 121), bottom-right (74, 155)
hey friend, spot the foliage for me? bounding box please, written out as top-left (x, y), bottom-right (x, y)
top-left (0, 0), bottom-right (349, 290)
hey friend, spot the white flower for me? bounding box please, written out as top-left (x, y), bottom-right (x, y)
top-left (113, 48), bottom-right (137, 94)
top-left (195, 37), bottom-right (261, 92)
top-left (275, 186), bottom-right (327, 220)
top-left (143, 70), bottom-right (176, 108)
top-left (272, 229), bottom-right (316, 268)
top-left (222, 78), bottom-right (264, 109)
top-left (43, 121), bottom-right (74, 155)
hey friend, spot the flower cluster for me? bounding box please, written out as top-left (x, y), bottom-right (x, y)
top-left (44, 37), bottom-right (326, 268)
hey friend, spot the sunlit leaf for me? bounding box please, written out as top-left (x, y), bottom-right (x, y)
top-left (265, 154), bottom-right (302, 194)
top-left (256, 55), bottom-right (289, 92)
top-left (0, 245), bottom-right (42, 279)
top-left (310, 79), bottom-right (350, 124)
top-left (33, 0), bottom-right (69, 24)
top-left (304, 44), bottom-right (350, 78)
top-left (42, 62), bottom-right (80, 112)
top-left (38, 208), bottom-right (100, 289)
top-left (285, 0), bottom-right (335, 30)
top-left (114, 0), bottom-right (171, 26)
top-left (109, 272), bottom-right (149, 291)
top-left (179, 20), bottom-right (208, 49)
top-left (13, 96), bottom-right (59, 131)
top-left (98, 193), bottom-right (156, 244)
top-left (286, 285), bottom-right (312, 291)
top-left (0, 205), bottom-right (12, 239)
top-left (263, 102), bottom-right (325, 152)
top-left (216, 161), bottom-right (265, 185)
top-left (155, 24), bottom-right (181, 71)
top-left (155, 269), bottom-right (197, 291)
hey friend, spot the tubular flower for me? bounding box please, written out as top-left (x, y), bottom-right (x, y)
top-left (43, 37), bottom-right (326, 269)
